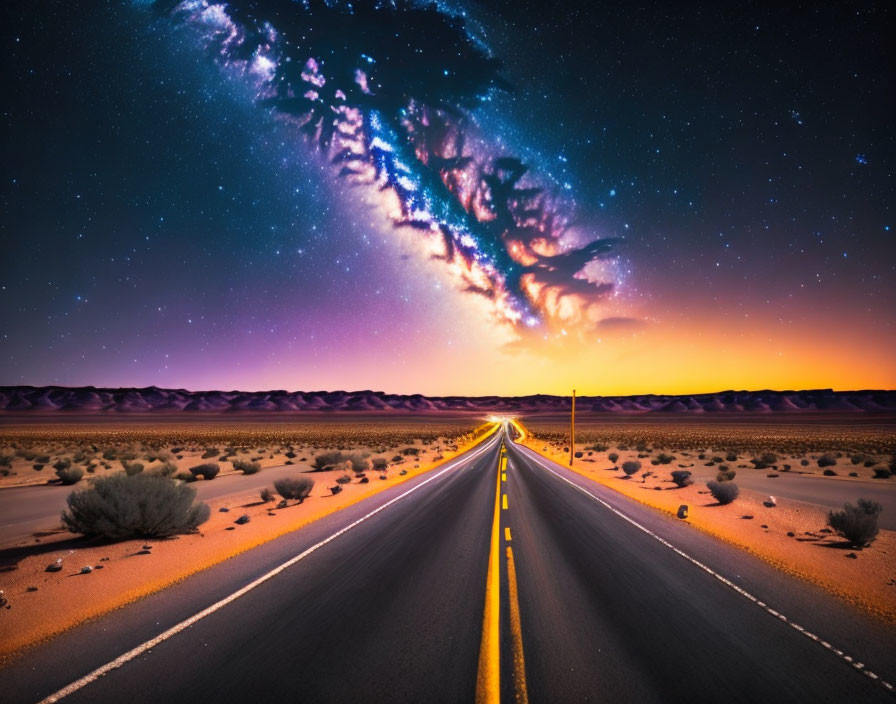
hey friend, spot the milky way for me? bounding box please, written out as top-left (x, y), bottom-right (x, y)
top-left (4, 0), bottom-right (892, 394)
top-left (150, 0), bottom-right (623, 335)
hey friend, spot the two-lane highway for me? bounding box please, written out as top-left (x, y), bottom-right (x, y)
top-left (2, 424), bottom-right (894, 703)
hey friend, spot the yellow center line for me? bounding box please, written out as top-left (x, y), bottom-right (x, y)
top-left (504, 527), bottom-right (512, 542)
top-left (506, 546), bottom-right (529, 704)
top-left (502, 494), bottom-right (508, 510)
top-left (475, 443), bottom-right (503, 704)
top-left (501, 472), bottom-right (507, 482)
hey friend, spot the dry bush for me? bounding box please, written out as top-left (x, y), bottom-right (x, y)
top-left (63, 474), bottom-right (210, 539)
top-left (707, 481), bottom-right (739, 505)
top-left (274, 476), bottom-right (314, 503)
top-left (828, 499), bottom-right (882, 547)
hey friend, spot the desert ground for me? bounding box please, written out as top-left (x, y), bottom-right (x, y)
top-left (0, 413), bottom-right (894, 702)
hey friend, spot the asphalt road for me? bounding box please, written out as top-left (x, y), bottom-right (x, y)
top-left (2, 426), bottom-right (894, 703)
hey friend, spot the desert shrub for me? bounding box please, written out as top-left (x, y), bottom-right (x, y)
top-left (751, 452), bottom-right (778, 469)
top-left (347, 453), bottom-right (369, 473)
top-left (716, 468), bottom-right (737, 482)
top-left (726, 452), bottom-right (738, 462)
top-left (284, 450), bottom-right (297, 459)
top-left (53, 458), bottom-right (71, 472)
top-left (35, 454), bottom-right (50, 464)
top-left (872, 467), bottom-right (892, 479)
top-left (823, 469), bottom-right (837, 476)
top-left (850, 454), bottom-right (866, 465)
top-left (175, 471), bottom-right (196, 482)
top-left (312, 451), bottom-right (346, 471)
top-left (656, 453), bottom-right (675, 465)
top-left (621, 460), bottom-right (641, 476)
top-left (274, 476), bottom-right (314, 503)
top-left (817, 454), bottom-right (837, 468)
top-left (828, 499), bottom-right (882, 547)
top-left (56, 465), bottom-right (84, 485)
top-left (0, 454), bottom-right (13, 467)
top-left (260, 487), bottom-right (274, 503)
top-left (391, 455), bottom-right (403, 463)
top-left (153, 461), bottom-right (177, 477)
top-left (330, 485), bottom-right (343, 495)
top-left (587, 443), bottom-right (609, 452)
top-left (144, 450), bottom-right (171, 463)
top-left (33, 464), bottom-right (45, 471)
top-left (62, 474), bottom-right (209, 539)
top-left (201, 448), bottom-right (219, 459)
top-left (401, 447), bottom-right (420, 456)
top-left (801, 459), bottom-right (809, 466)
top-left (371, 457), bottom-right (387, 471)
top-left (233, 459), bottom-right (261, 475)
top-left (189, 463), bottom-right (220, 480)
top-left (608, 452), bottom-right (619, 463)
top-left (670, 470), bottom-right (693, 488)
top-left (123, 461), bottom-right (144, 476)
top-left (707, 480), bottom-right (739, 505)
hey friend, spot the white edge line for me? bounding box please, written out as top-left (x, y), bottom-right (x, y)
top-left (514, 442), bottom-right (895, 695)
top-left (37, 433), bottom-right (502, 704)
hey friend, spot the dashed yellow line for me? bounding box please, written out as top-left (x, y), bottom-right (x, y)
top-left (506, 546), bottom-right (529, 704)
top-left (478, 439), bottom-right (528, 704)
top-left (475, 444), bottom-right (503, 704)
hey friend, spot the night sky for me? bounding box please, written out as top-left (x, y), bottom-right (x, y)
top-left (1, 0), bottom-right (893, 395)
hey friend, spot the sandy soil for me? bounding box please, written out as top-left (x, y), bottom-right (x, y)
top-left (0, 418), bottom-right (481, 489)
top-left (0, 424), bottom-right (497, 660)
top-left (0, 440), bottom-right (447, 489)
top-left (515, 424), bottom-right (896, 624)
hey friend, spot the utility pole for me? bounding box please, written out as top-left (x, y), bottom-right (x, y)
top-left (569, 389), bottom-right (576, 466)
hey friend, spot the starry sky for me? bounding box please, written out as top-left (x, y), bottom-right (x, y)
top-left (1, 0), bottom-right (893, 395)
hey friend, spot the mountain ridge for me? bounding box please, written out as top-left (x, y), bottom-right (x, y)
top-left (1, 385), bottom-right (895, 414)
